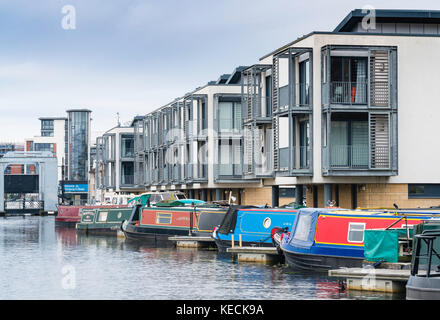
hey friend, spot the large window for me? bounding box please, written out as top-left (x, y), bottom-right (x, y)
top-left (330, 114), bottom-right (369, 169)
top-left (121, 162), bottom-right (134, 185)
top-left (68, 111), bottom-right (90, 181)
top-left (299, 60), bottom-right (310, 106)
top-left (218, 101), bottom-right (242, 133)
top-left (218, 139), bottom-right (242, 176)
top-left (41, 120), bottom-right (54, 137)
top-left (409, 184), bottom-right (440, 199)
top-left (121, 135), bottom-right (134, 158)
top-left (330, 56), bottom-right (367, 104)
top-left (34, 143), bottom-right (54, 153)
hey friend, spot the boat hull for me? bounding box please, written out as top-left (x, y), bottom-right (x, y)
top-left (76, 224), bottom-right (122, 235)
top-left (122, 223), bottom-right (192, 246)
top-left (214, 207), bottom-right (298, 252)
top-left (282, 249), bottom-right (363, 272)
top-left (56, 205), bottom-right (125, 227)
top-left (406, 276), bottom-right (440, 300)
top-left (123, 206), bottom-right (227, 245)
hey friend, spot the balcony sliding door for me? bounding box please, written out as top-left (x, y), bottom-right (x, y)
top-left (330, 120), bottom-right (368, 169)
top-left (330, 57), bottom-right (367, 105)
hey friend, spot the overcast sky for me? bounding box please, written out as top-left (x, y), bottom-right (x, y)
top-left (0, 0), bottom-right (438, 143)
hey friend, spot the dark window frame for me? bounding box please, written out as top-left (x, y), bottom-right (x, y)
top-left (409, 184), bottom-right (440, 199)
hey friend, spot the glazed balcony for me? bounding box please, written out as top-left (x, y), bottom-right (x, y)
top-left (321, 46), bottom-right (397, 110)
top-left (330, 81), bottom-right (367, 105)
top-left (278, 146), bottom-right (311, 172)
top-left (322, 144), bottom-right (396, 176)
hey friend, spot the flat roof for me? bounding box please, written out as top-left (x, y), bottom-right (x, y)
top-left (66, 109), bottom-right (92, 113)
top-left (38, 117), bottom-right (67, 121)
top-left (259, 9), bottom-right (440, 61)
top-left (335, 9), bottom-right (440, 32)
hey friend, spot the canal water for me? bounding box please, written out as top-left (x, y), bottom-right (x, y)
top-left (0, 216), bottom-right (405, 300)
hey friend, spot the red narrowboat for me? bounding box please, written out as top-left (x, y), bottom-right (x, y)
top-left (275, 208), bottom-right (440, 272)
top-left (122, 201), bottom-right (228, 244)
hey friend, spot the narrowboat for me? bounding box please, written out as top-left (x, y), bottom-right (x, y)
top-left (55, 204), bottom-right (125, 227)
top-left (121, 200), bottom-right (228, 244)
top-left (75, 193), bottom-right (152, 235)
top-left (76, 207), bottom-right (134, 235)
top-left (274, 208), bottom-right (440, 272)
top-left (406, 220), bottom-right (440, 300)
top-left (55, 191), bottom-right (185, 227)
top-left (212, 205), bottom-right (300, 252)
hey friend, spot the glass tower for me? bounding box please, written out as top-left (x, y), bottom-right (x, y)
top-left (67, 109), bottom-right (92, 181)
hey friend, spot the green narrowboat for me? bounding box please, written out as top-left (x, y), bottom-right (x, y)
top-left (76, 194), bottom-right (151, 235)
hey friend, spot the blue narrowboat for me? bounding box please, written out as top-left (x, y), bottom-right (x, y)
top-left (273, 208), bottom-right (440, 272)
top-left (212, 205), bottom-right (300, 252)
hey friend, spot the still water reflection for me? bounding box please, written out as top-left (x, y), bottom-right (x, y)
top-left (0, 216), bottom-right (404, 300)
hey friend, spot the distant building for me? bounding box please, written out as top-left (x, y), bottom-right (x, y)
top-left (94, 122), bottom-right (139, 203)
top-left (0, 143), bottom-right (24, 158)
top-left (27, 109), bottom-right (92, 205)
top-left (25, 117), bottom-right (68, 181)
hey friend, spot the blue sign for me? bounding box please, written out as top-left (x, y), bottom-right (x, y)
top-left (64, 183), bottom-right (88, 193)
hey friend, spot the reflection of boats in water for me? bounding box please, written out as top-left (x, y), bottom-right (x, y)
top-left (55, 226), bottom-right (78, 246)
top-left (122, 200), bottom-right (228, 244)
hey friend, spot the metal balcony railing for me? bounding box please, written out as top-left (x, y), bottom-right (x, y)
top-left (121, 147), bottom-right (134, 158)
top-left (330, 81), bottom-right (367, 105)
top-left (121, 175), bottom-right (135, 185)
top-left (329, 144), bottom-right (369, 169)
top-left (218, 119), bottom-right (242, 134)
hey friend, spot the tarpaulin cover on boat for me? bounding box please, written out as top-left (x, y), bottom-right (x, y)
top-left (364, 229), bottom-right (412, 263)
top-left (153, 200), bottom-right (186, 207)
top-left (288, 208), bottom-right (321, 249)
top-left (128, 194), bottom-right (151, 207)
top-left (217, 205), bottom-right (258, 235)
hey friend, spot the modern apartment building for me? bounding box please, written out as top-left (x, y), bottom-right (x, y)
top-left (127, 67), bottom-right (295, 206)
top-left (244, 9), bottom-right (440, 208)
top-left (98, 9), bottom-right (440, 209)
top-left (94, 123), bottom-right (139, 203)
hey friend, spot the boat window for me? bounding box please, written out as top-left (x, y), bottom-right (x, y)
top-left (98, 211), bottom-right (108, 222)
top-left (348, 223), bottom-right (366, 243)
top-left (156, 212), bottom-right (172, 224)
top-left (293, 215), bottom-right (313, 242)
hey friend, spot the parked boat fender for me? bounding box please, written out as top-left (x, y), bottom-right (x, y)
top-left (271, 227), bottom-right (288, 255)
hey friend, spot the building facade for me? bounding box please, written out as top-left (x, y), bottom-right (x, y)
top-left (126, 67), bottom-right (295, 206)
top-left (25, 117), bottom-right (68, 181)
top-left (96, 9), bottom-right (440, 209)
top-left (94, 124), bottom-right (140, 203)
top-left (26, 109), bottom-right (92, 205)
top-left (249, 9), bottom-right (440, 208)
